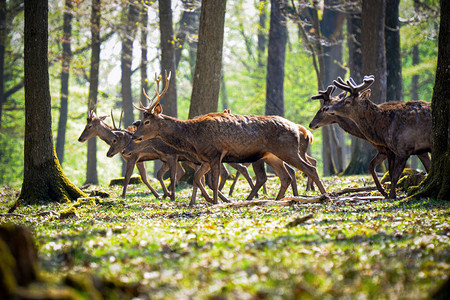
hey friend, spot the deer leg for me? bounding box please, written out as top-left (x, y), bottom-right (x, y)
top-left (121, 156), bottom-right (137, 198)
top-left (369, 152), bottom-right (388, 198)
top-left (281, 153), bottom-right (326, 194)
top-left (193, 163), bottom-right (214, 204)
top-left (136, 161), bottom-right (160, 199)
top-left (417, 153), bottom-right (431, 173)
top-left (246, 160), bottom-right (267, 200)
top-left (228, 171), bottom-right (240, 196)
top-left (265, 156), bottom-right (292, 200)
top-left (166, 155), bottom-right (179, 201)
top-left (387, 155), bottom-right (409, 200)
top-left (156, 161), bottom-right (171, 199)
top-left (285, 164), bottom-right (298, 196)
top-left (219, 163), bottom-right (230, 191)
top-left (305, 155), bottom-right (317, 192)
top-left (229, 163), bottom-right (255, 195)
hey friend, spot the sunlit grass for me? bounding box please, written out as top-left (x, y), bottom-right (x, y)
top-left (1, 175), bottom-right (449, 299)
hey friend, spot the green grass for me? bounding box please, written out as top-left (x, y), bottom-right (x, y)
top-left (1, 175), bottom-right (449, 299)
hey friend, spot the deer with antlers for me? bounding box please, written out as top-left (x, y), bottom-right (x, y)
top-left (132, 71), bottom-right (326, 204)
top-left (78, 107), bottom-right (180, 199)
top-left (309, 84), bottom-right (431, 197)
top-left (323, 75), bottom-right (431, 199)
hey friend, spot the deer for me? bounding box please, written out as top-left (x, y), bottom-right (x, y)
top-left (78, 107), bottom-right (178, 199)
top-left (132, 71), bottom-right (327, 205)
top-left (108, 119), bottom-right (259, 204)
top-left (323, 75), bottom-right (431, 199)
top-left (309, 85), bottom-right (431, 198)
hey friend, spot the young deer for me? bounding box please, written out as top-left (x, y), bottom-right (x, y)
top-left (309, 85), bottom-right (431, 197)
top-left (78, 108), bottom-right (163, 199)
top-left (132, 71), bottom-right (326, 204)
top-left (325, 76), bottom-right (431, 199)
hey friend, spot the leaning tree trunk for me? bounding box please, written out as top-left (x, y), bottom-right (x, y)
top-left (85, 0), bottom-right (101, 185)
top-left (188, 0), bottom-right (227, 118)
top-left (55, 0), bottom-right (73, 165)
top-left (265, 0), bottom-right (287, 118)
top-left (18, 0), bottom-right (85, 206)
top-left (413, 0), bottom-right (450, 200)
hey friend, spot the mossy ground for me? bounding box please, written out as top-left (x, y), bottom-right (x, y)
top-left (1, 174), bottom-right (449, 299)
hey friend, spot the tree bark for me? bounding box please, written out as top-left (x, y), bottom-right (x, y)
top-left (139, 4), bottom-right (148, 115)
top-left (265, 0), bottom-right (287, 117)
top-left (175, 0), bottom-right (200, 69)
top-left (361, 0), bottom-right (386, 105)
top-left (159, 0), bottom-right (177, 118)
top-left (257, 0), bottom-right (267, 68)
top-left (0, 0), bottom-right (5, 128)
top-left (385, 0), bottom-right (403, 101)
top-left (414, 0), bottom-right (450, 200)
top-left (344, 0), bottom-right (386, 176)
top-left (121, 1), bottom-right (139, 129)
top-left (85, 0), bottom-right (101, 185)
top-left (55, 0), bottom-right (73, 165)
top-left (188, 0), bottom-right (227, 118)
top-left (18, 0), bottom-right (85, 205)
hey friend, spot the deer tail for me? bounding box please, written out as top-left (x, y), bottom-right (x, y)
top-left (298, 125), bottom-right (314, 144)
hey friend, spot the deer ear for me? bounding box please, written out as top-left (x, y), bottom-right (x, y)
top-left (153, 103), bottom-right (163, 116)
top-left (99, 115), bottom-right (109, 121)
top-left (359, 89), bottom-right (371, 100)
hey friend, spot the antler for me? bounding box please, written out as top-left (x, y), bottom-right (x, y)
top-left (311, 85), bottom-right (336, 103)
top-left (111, 109), bottom-right (117, 130)
top-left (88, 102), bottom-right (98, 119)
top-left (136, 70), bottom-right (172, 113)
top-left (333, 75), bottom-right (375, 95)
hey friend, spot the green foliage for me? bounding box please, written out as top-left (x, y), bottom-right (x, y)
top-left (1, 176), bottom-right (449, 298)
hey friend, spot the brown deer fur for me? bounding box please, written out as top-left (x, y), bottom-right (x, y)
top-left (325, 77), bottom-right (431, 199)
top-left (309, 86), bottom-right (430, 197)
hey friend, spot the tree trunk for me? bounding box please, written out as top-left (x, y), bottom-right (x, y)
top-left (85, 0), bottom-right (101, 185)
top-left (18, 0), bottom-right (85, 205)
top-left (121, 1), bottom-right (139, 129)
top-left (140, 4), bottom-right (148, 114)
top-left (265, 0), bottom-right (287, 117)
top-left (188, 0), bottom-right (227, 118)
top-left (385, 0), bottom-right (402, 101)
top-left (159, 0), bottom-right (177, 118)
top-left (362, 0), bottom-right (386, 105)
top-left (0, 0), bottom-right (5, 128)
top-left (257, 0), bottom-right (267, 68)
top-left (175, 0), bottom-right (200, 69)
top-left (320, 0), bottom-right (346, 174)
top-left (345, 0), bottom-right (386, 176)
top-left (414, 0), bottom-right (450, 200)
top-left (55, 0), bottom-right (73, 165)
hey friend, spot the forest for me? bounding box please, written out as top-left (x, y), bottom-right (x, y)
top-left (1, 0), bottom-right (450, 299)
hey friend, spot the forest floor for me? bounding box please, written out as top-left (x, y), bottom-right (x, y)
top-left (1, 174), bottom-right (450, 299)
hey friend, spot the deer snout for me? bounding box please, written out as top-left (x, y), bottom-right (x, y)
top-left (78, 137), bottom-right (86, 143)
top-left (309, 122), bottom-right (318, 130)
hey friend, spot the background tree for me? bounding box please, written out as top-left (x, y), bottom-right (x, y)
top-left (344, 0), bottom-right (387, 175)
top-left (121, 0), bottom-right (139, 129)
top-left (55, 0), bottom-right (73, 165)
top-left (159, 0), bottom-right (177, 117)
top-left (18, 0), bottom-right (85, 206)
top-left (0, 0), bottom-right (5, 128)
top-left (265, 0), bottom-right (287, 117)
top-left (85, 0), bottom-right (101, 185)
top-left (414, 0), bottom-right (449, 200)
top-left (385, 0), bottom-right (402, 101)
top-left (188, 0), bottom-right (227, 118)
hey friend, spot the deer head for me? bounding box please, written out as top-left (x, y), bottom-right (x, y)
top-left (78, 105), bottom-right (110, 142)
top-left (324, 76), bottom-right (374, 117)
top-left (132, 70), bottom-right (171, 142)
top-left (308, 85), bottom-right (344, 130)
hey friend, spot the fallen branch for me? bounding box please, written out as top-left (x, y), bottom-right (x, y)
top-left (286, 214), bottom-right (314, 228)
top-left (0, 213), bottom-right (26, 217)
top-left (331, 186), bottom-right (378, 196)
top-left (335, 196), bottom-right (385, 202)
top-left (213, 194), bottom-right (330, 209)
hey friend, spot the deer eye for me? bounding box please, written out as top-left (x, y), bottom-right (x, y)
top-left (87, 124), bottom-right (93, 129)
top-left (112, 138), bottom-right (117, 144)
top-left (144, 120), bottom-right (150, 125)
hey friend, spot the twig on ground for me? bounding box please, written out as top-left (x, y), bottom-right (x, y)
top-left (286, 213), bottom-right (314, 228)
top-left (331, 186), bottom-right (378, 196)
top-left (213, 194), bottom-right (330, 209)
